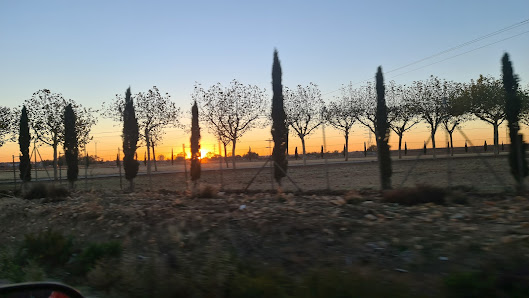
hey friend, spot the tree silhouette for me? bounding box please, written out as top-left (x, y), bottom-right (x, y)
top-left (0, 106), bottom-right (12, 147)
top-left (271, 50), bottom-right (288, 184)
top-left (414, 76), bottom-right (450, 159)
top-left (103, 86), bottom-right (181, 176)
top-left (18, 106), bottom-right (31, 183)
top-left (194, 80), bottom-right (267, 169)
top-left (351, 82), bottom-right (377, 135)
top-left (326, 84), bottom-right (360, 161)
top-left (190, 100), bottom-right (201, 186)
top-left (24, 89), bottom-right (96, 180)
top-left (122, 88), bottom-right (139, 191)
top-left (284, 83), bottom-right (324, 165)
top-left (64, 104), bottom-right (79, 188)
top-left (441, 81), bottom-right (469, 156)
top-left (462, 75), bottom-right (506, 155)
top-left (502, 53), bottom-right (527, 192)
top-left (375, 67), bottom-right (392, 190)
top-left (387, 83), bottom-right (421, 159)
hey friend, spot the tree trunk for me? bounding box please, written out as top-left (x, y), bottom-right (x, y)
top-left (223, 142), bottom-right (229, 168)
top-left (344, 132), bottom-right (349, 161)
top-left (301, 136), bottom-right (307, 166)
top-left (493, 122), bottom-right (499, 156)
top-left (449, 131), bottom-right (454, 156)
top-left (52, 140), bottom-right (58, 181)
top-left (231, 139), bottom-right (237, 169)
top-left (152, 142), bottom-right (158, 172)
top-left (431, 130), bottom-right (437, 159)
top-left (145, 129), bottom-right (151, 176)
top-left (398, 133), bottom-right (403, 159)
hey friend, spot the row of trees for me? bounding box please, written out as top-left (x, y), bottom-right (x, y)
top-left (0, 90), bottom-right (96, 182)
top-left (1, 54), bottom-right (528, 191)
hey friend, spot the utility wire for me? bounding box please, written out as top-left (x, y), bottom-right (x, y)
top-left (322, 18), bottom-right (529, 96)
top-left (389, 29), bottom-right (529, 79)
top-left (386, 18), bottom-right (529, 75)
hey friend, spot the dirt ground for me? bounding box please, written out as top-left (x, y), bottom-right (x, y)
top-left (1, 155), bottom-right (529, 296)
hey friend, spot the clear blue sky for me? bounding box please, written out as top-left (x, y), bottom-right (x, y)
top-left (0, 0), bottom-right (528, 159)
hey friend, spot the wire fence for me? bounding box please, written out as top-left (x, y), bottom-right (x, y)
top-left (0, 147), bottom-right (521, 195)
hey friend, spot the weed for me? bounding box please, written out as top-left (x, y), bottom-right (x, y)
top-left (73, 241), bottom-right (122, 275)
top-left (16, 230), bottom-right (74, 269)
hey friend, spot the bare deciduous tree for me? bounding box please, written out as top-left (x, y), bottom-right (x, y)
top-left (441, 82), bottom-right (470, 156)
top-left (326, 84), bottom-right (360, 161)
top-left (103, 86), bottom-right (181, 176)
top-left (462, 75), bottom-right (506, 156)
top-left (195, 80), bottom-right (267, 169)
top-left (387, 84), bottom-right (421, 159)
top-left (24, 89), bottom-right (97, 180)
top-left (413, 76), bottom-right (450, 159)
top-left (284, 83), bottom-right (325, 165)
top-left (353, 82), bottom-right (377, 134)
top-left (0, 106), bottom-right (13, 147)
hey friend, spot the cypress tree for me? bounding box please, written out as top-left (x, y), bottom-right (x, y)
top-left (423, 142), bottom-right (427, 154)
top-left (294, 147), bottom-right (298, 160)
top-left (321, 145), bottom-right (324, 159)
top-left (63, 104), bottom-right (79, 188)
top-left (122, 87), bottom-right (139, 191)
top-left (404, 142), bottom-right (407, 156)
top-left (502, 53), bottom-right (527, 192)
top-left (19, 106), bottom-right (31, 183)
top-left (190, 100), bottom-right (201, 184)
top-left (271, 49), bottom-right (288, 185)
top-left (465, 141), bottom-right (468, 152)
top-left (375, 66), bottom-right (392, 189)
top-left (484, 140), bottom-right (488, 152)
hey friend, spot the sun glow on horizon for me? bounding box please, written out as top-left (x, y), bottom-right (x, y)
top-left (184, 148), bottom-right (211, 160)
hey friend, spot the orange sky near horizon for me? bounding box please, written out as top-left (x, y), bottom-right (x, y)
top-left (0, 118), bottom-right (520, 163)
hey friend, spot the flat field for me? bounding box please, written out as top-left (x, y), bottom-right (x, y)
top-left (1, 154), bottom-right (529, 297)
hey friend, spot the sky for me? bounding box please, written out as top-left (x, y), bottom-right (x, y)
top-left (0, 0), bottom-right (528, 162)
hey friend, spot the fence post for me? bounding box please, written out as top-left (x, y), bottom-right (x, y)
top-left (118, 148), bottom-right (123, 190)
top-left (218, 140), bottom-right (224, 190)
top-left (182, 144), bottom-right (188, 190)
top-left (12, 155), bottom-right (16, 193)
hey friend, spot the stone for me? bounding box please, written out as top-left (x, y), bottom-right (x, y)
top-left (364, 214), bottom-right (377, 221)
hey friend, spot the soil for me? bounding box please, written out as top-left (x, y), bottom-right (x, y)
top-left (1, 155), bottom-right (529, 296)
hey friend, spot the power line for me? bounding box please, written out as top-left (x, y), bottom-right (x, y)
top-left (389, 30), bottom-right (529, 79)
top-left (322, 18), bottom-right (529, 96)
top-left (385, 18), bottom-right (529, 75)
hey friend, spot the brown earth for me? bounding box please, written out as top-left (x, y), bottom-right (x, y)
top-left (1, 155), bottom-right (529, 296)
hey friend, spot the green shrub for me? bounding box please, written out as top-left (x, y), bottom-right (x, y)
top-left (382, 186), bottom-right (446, 206)
top-left (75, 241), bottom-right (122, 275)
top-left (0, 247), bottom-right (24, 282)
top-left (229, 267), bottom-right (294, 298)
top-left (297, 268), bottom-right (410, 298)
top-left (16, 230), bottom-right (74, 269)
top-left (445, 249), bottom-right (529, 297)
